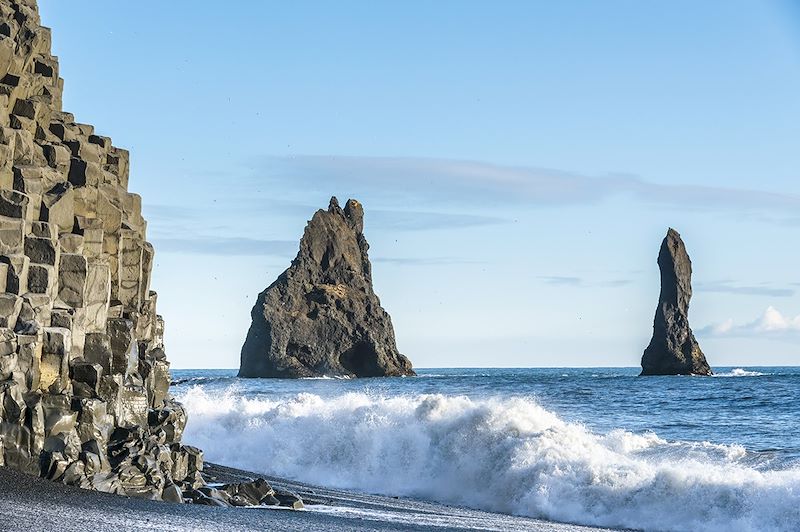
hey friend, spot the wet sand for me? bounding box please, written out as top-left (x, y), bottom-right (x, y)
top-left (0, 464), bottom-right (616, 531)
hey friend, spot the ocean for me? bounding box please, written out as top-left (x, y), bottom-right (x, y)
top-left (171, 367), bottom-right (800, 532)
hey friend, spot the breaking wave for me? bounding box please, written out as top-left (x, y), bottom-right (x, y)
top-left (713, 368), bottom-right (768, 378)
top-left (177, 388), bottom-right (800, 532)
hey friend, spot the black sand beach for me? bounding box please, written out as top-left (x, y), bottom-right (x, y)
top-left (0, 464), bottom-right (613, 532)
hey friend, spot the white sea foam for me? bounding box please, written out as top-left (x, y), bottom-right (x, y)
top-left (177, 388), bottom-right (800, 532)
top-left (299, 375), bottom-right (352, 380)
top-left (714, 368), bottom-right (767, 377)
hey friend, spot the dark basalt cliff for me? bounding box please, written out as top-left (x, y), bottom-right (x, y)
top-left (0, 0), bottom-right (301, 508)
top-left (239, 197), bottom-right (415, 378)
top-left (641, 228), bottom-right (712, 376)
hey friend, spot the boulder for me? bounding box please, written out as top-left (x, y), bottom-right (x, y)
top-left (239, 197), bottom-right (415, 378)
top-left (641, 229), bottom-right (712, 376)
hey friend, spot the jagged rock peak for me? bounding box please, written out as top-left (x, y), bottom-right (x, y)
top-left (641, 228), bottom-right (712, 376)
top-left (326, 196), bottom-right (364, 232)
top-left (239, 196), bottom-right (415, 379)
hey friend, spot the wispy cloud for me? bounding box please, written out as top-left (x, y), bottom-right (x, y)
top-left (699, 306), bottom-right (800, 338)
top-left (373, 256), bottom-right (485, 266)
top-left (539, 276), bottom-right (583, 286)
top-left (259, 155), bottom-right (800, 218)
top-left (538, 275), bottom-right (632, 288)
top-left (695, 280), bottom-right (795, 298)
top-left (144, 201), bottom-right (505, 238)
top-left (369, 210), bottom-right (506, 230)
top-left (153, 237), bottom-right (296, 256)
top-left (144, 156), bottom-right (800, 256)
top-left (604, 279), bottom-right (634, 287)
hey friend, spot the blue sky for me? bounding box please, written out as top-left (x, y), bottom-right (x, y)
top-left (39, 1), bottom-right (800, 368)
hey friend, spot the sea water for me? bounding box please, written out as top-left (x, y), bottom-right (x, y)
top-left (171, 367), bottom-right (800, 531)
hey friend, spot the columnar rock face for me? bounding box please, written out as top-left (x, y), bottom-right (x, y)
top-left (641, 228), bottom-right (712, 376)
top-left (0, 0), bottom-right (290, 506)
top-left (239, 197), bottom-right (415, 378)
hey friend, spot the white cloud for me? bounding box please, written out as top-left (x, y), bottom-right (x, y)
top-left (755, 306), bottom-right (800, 332)
top-left (705, 318), bottom-right (735, 335)
top-left (699, 306), bottom-right (800, 338)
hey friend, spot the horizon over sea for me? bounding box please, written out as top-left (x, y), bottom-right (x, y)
top-left (172, 366), bottom-right (800, 532)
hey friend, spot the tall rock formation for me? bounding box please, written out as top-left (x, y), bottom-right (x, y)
top-left (0, 0), bottom-right (303, 508)
top-left (239, 197), bottom-right (415, 378)
top-left (641, 228), bottom-right (712, 376)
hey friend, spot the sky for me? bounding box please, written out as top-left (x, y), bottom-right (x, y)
top-left (38, 0), bottom-right (800, 369)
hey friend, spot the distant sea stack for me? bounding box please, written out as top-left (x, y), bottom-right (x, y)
top-left (641, 229), bottom-right (712, 376)
top-left (0, 0), bottom-right (302, 508)
top-left (239, 197), bottom-right (415, 378)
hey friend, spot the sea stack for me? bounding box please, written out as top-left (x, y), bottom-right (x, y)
top-left (641, 228), bottom-right (712, 376)
top-left (239, 197), bottom-right (415, 378)
top-left (0, 0), bottom-right (301, 507)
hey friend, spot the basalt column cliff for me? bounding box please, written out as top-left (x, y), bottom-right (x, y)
top-left (0, 0), bottom-right (302, 507)
top-left (239, 197), bottom-right (415, 378)
top-left (641, 229), bottom-right (712, 376)
top-left (0, 0), bottom-right (201, 499)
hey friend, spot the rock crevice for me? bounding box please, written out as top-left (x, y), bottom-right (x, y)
top-left (239, 197), bottom-right (415, 378)
top-left (641, 228), bottom-right (712, 376)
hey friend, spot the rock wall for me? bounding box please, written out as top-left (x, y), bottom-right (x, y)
top-left (0, 0), bottom-right (202, 500)
top-left (239, 197), bottom-right (415, 378)
top-left (641, 228), bottom-right (712, 376)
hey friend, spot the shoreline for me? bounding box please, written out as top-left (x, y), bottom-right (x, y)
top-left (0, 463), bottom-right (617, 532)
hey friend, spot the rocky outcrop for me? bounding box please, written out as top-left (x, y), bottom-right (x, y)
top-left (0, 0), bottom-right (302, 508)
top-left (239, 197), bottom-right (415, 378)
top-left (641, 228), bottom-right (712, 376)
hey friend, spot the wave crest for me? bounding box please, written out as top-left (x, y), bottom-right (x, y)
top-left (177, 388), bottom-right (800, 531)
top-left (713, 368), bottom-right (768, 377)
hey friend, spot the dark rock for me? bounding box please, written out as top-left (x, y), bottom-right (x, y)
top-left (183, 445), bottom-right (203, 475)
top-left (0, 293), bottom-right (22, 328)
top-left (106, 318), bottom-right (137, 376)
top-left (641, 229), bottom-right (712, 376)
top-left (170, 445), bottom-right (189, 482)
top-left (239, 197), bottom-right (415, 378)
top-left (161, 483), bottom-right (184, 503)
top-left (186, 489), bottom-right (228, 507)
top-left (260, 494), bottom-right (281, 506)
top-left (0, 189), bottom-right (29, 219)
top-left (274, 490), bottom-right (305, 509)
top-left (24, 235), bottom-right (59, 265)
top-left (218, 478), bottom-right (275, 506)
top-left (83, 332), bottom-right (112, 374)
top-left (70, 361), bottom-right (102, 392)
